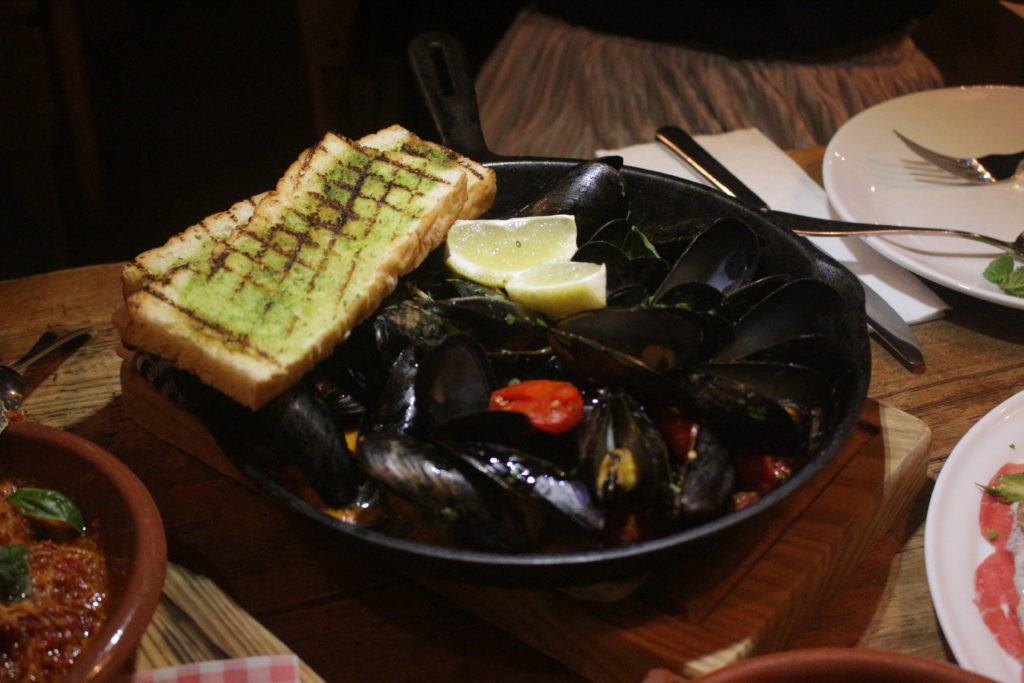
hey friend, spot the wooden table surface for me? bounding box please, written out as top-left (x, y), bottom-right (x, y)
top-left (2, 148), bottom-right (1023, 681)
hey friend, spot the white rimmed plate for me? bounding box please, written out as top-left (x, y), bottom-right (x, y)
top-left (925, 389), bottom-right (1024, 683)
top-left (823, 86), bottom-right (1024, 310)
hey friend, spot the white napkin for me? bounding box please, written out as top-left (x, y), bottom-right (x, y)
top-left (598, 128), bottom-right (948, 324)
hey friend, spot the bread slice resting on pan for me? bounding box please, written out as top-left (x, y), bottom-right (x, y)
top-left (119, 126), bottom-right (496, 410)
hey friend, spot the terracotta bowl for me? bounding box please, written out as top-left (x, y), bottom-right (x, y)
top-left (0, 421), bottom-right (167, 682)
top-left (692, 648), bottom-right (997, 682)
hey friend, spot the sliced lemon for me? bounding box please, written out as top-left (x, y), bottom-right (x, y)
top-left (444, 215), bottom-right (578, 287)
top-left (507, 261), bottom-right (607, 319)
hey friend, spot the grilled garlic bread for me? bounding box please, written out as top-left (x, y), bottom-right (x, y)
top-left (121, 130), bottom-right (487, 410)
top-left (121, 192), bottom-right (267, 297)
top-left (121, 126), bottom-right (495, 296)
top-left (358, 125), bottom-right (495, 219)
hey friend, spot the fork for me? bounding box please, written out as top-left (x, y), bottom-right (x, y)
top-left (894, 130), bottom-right (1024, 183)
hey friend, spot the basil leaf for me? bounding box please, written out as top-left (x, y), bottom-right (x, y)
top-left (0, 545), bottom-right (32, 603)
top-left (6, 488), bottom-right (86, 534)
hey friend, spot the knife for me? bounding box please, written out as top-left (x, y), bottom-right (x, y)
top-left (655, 125), bottom-right (926, 374)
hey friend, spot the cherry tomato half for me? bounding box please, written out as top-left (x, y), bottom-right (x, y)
top-left (489, 379), bottom-right (584, 434)
top-left (734, 453), bottom-right (793, 494)
top-left (653, 408), bottom-right (699, 463)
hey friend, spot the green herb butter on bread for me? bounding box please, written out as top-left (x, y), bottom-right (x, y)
top-left (119, 127), bottom-right (495, 410)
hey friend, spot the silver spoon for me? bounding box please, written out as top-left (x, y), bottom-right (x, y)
top-left (0, 328), bottom-right (90, 433)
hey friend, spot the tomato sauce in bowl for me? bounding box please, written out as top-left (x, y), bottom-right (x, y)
top-left (0, 485), bottom-right (109, 681)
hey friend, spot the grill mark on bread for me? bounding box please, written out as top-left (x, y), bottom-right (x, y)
top-left (398, 141), bottom-right (486, 184)
top-left (306, 164), bottom-right (367, 294)
top-left (140, 287), bottom-right (279, 365)
top-left (305, 192), bottom-right (358, 220)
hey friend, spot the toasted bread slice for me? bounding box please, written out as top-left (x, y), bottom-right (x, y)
top-left (121, 127), bottom-right (494, 294)
top-left (121, 192), bottom-right (267, 297)
top-left (121, 132), bottom-right (469, 409)
top-left (121, 146), bottom-right (319, 296)
top-left (358, 125), bottom-right (495, 219)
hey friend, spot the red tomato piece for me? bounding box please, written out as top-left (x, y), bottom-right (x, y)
top-left (653, 408), bottom-right (699, 463)
top-left (734, 454), bottom-right (792, 494)
top-left (489, 380), bottom-right (584, 434)
top-left (733, 491), bottom-right (760, 511)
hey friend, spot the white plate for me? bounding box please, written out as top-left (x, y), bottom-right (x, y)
top-left (823, 86), bottom-right (1024, 309)
top-left (925, 389), bottom-right (1024, 682)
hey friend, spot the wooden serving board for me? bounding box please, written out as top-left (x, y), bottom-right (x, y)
top-left (121, 362), bottom-right (930, 681)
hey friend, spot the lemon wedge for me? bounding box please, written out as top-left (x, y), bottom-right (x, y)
top-left (506, 261), bottom-right (607, 319)
top-left (445, 215), bottom-right (578, 287)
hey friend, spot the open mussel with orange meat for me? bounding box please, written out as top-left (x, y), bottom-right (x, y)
top-left (134, 154), bottom-right (869, 584)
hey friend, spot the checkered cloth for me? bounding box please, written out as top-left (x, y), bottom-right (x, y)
top-left (131, 656), bottom-right (300, 683)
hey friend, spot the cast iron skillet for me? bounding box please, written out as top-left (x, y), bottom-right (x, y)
top-left (235, 34), bottom-right (871, 587)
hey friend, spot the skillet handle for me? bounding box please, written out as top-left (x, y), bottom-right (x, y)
top-left (407, 32), bottom-right (497, 161)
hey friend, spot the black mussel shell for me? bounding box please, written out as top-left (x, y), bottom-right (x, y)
top-left (717, 278), bottom-right (845, 362)
top-left (652, 281), bottom-right (728, 314)
top-left (374, 297), bottom-right (454, 362)
top-left (549, 327), bottom-right (698, 412)
top-left (578, 388), bottom-right (670, 515)
top-left (573, 241), bottom-right (632, 291)
top-left (487, 347), bottom-right (564, 384)
top-left (607, 284), bottom-right (650, 307)
top-left (355, 432), bottom-right (527, 552)
top-left (428, 296), bottom-right (550, 351)
top-left (415, 334), bottom-right (496, 431)
top-left (554, 306), bottom-right (719, 376)
top-left (588, 218), bottom-right (634, 245)
top-left (363, 346), bottom-right (422, 436)
top-left (724, 274), bottom-right (792, 319)
top-left (512, 158), bottom-right (629, 243)
top-left (669, 425), bottom-right (734, 523)
top-left (696, 360), bottom-right (836, 455)
top-left (652, 218), bottom-right (760, 301)
top-left (134, 353), bottom-right (361, 508)
top-left (454, 440), bottom-right (604, 533)
top-left (741, 334), bottom-right (856, 389)
top-left (435, 409), bottom-right (579, 470)
top-left (310, 372), bottom-right (368, 420)
top-left (257, 379), bottom-right (363, 508)
top-left (635, 217), bottom-right (709, 263)
top-left (319, 317), bottom-right (390, 408)
top-left (676, 369), bottom-right (805, 457)
top-left (697, 361), bottom-right (836, 418)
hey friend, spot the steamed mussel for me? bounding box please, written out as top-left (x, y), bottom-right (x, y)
top-left (140, 158), bottom-right (857, 555)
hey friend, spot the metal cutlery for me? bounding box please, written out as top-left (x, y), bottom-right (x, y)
top-left (655, 125), bottom-right (926, 373)
top-left (0, 328), bottom-right (90, 434)
top-left (655, 127), bottom-right (1024, 261)
top-left (769, 210), bottom-right (1024, 262)
top-left (894, 130), bottom-right (1024, 184)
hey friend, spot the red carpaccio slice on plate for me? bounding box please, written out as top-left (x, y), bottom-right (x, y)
top-left (976, 462), bottom-right (1024, 664)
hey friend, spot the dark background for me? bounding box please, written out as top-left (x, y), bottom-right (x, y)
top-left (1, 0), bottom-right (1022, 280)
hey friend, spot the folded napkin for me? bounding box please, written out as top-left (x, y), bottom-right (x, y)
top-left (598, 128), bottom-right (948, 324)
top-left (131, 655), bottom-right (300, 683)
